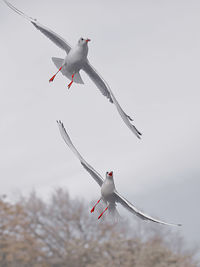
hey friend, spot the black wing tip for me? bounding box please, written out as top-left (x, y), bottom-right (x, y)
top-left (56, 120), bottom-right (69, 137)
top-left (167, 223), bottom-right (182, 227)
top-left (56, 120), bottom-right (64, 128)
top-left (31, 21), bottom-right (38, 27)
top-left (81, 162), bottom-right (86, 168)
top-left (135, 130), bottom-right (142, 139)
top-left (126, 113), bottom-right (142, 139)
top-left (163, 222), bottom-right (182, 227)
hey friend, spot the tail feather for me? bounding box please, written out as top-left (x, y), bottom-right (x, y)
top-left (108, 204), bottom-right (121, 222)
top-left (52, 57), bottom-right (63, 69)
top-left (51, 57), bottom-right (84, 84)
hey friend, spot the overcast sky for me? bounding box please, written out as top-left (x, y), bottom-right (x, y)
top-left (1, 0), bottom-right (200, 250)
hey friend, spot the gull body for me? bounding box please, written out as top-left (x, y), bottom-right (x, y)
top-left (101, 173), bottom-right (116, 203)
top-left (57, 120), bottom-right (181, 226)
top-left (3, 0), bottom-right (142, 138)
top-left (61, 38), bottom-right (89, 82)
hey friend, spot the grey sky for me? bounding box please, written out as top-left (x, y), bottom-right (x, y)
top-left (1, 0), bottom-right (200, 249)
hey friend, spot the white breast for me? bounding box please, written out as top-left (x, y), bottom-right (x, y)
top-left (101, 178), bottom-right (115, 201)
top-left (65, 45), bottom-right (88, 73)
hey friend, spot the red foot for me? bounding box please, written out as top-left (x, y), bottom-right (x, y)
top-left (98, 212), bottom-right (104, 219)
top-left (49, 74), bottom-right (56, 83)
top-left (67, 81), bottom-right (73, 89)
top-left (67, 74), bottom-right (75, 89)
top-left (98, 207), bottom-right (108, 220)
top-left (90, 199), bottom-right (101, 213)
top-left (49, 66), bottom-right (63, 83)
top-left (90, 207), bottom-right (95, 213)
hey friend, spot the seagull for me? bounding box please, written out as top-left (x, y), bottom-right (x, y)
top-left (57, 120), bottom-right (181, 226)
top-left (3, 0), bottom-right (142, 139)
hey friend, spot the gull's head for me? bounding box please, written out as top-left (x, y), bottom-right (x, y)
top-left (106, 171), bottom-right (113, 179)
top-left (78, 37), bottom-right (91, 46)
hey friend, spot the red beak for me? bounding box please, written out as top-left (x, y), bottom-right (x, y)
top-left (108, 171), bottom-right (113, 176)
top-left (86, 38), bottom-right (91, 42)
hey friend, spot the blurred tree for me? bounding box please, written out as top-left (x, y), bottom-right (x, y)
top-left (0, 195), bottom-right (46, 266)
top-left (0, 189), bottom-right (198, 267)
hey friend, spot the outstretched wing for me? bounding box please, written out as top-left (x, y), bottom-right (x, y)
top-left (82, 62), bottom-right (142, 139)
top-left (114, 191), bottom-right (181, 226)
top-left (82, 62), bottom-right (113, 103)
top-left (57, 120), bottom-right (104, 187)
top-left (3, 0), bottom-right (71, 53)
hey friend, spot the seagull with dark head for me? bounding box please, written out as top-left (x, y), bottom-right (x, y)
top-left (3, 0), bottom-right (142, 139)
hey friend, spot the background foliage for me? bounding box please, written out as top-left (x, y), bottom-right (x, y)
top-left (0, 189), bottom-right (198, 267)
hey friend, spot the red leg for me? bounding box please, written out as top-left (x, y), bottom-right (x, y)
top-left (90, 199), bottom-right (101, 213)
top-left (49, 66), bottom-right (62, 83)
top-left (67, 74), bottom-right (75, 89)
top-left (98, 206), bottom-right (108, 220)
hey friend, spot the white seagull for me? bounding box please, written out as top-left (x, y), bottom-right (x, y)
top-left (57, 120), bottom-right (181, 226)
top-left (4, 0), bottom-right (142, 139)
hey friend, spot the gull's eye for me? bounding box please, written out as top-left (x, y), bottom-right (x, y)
top-left (81, 38), bottom-right (83, 41)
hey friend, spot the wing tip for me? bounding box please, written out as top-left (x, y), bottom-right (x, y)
top-left (168, 223), bottom-right (182, 227)
top-left (31, 21), bottom-right (38, 28)
top-left (56, 119), bottom-right (63, 126)
top-left (135, 130), bottom-right (142, 139)
top-left (56, 120), bottom-right (65, 130)
top-left (4, 0), bottom-right (36, 22)
top-left (109, 95), bottom-right (114, 103)
top-left (124, 112), bottom-right (142, 139)
top-left (161, 221), bottom-right (182, 227)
